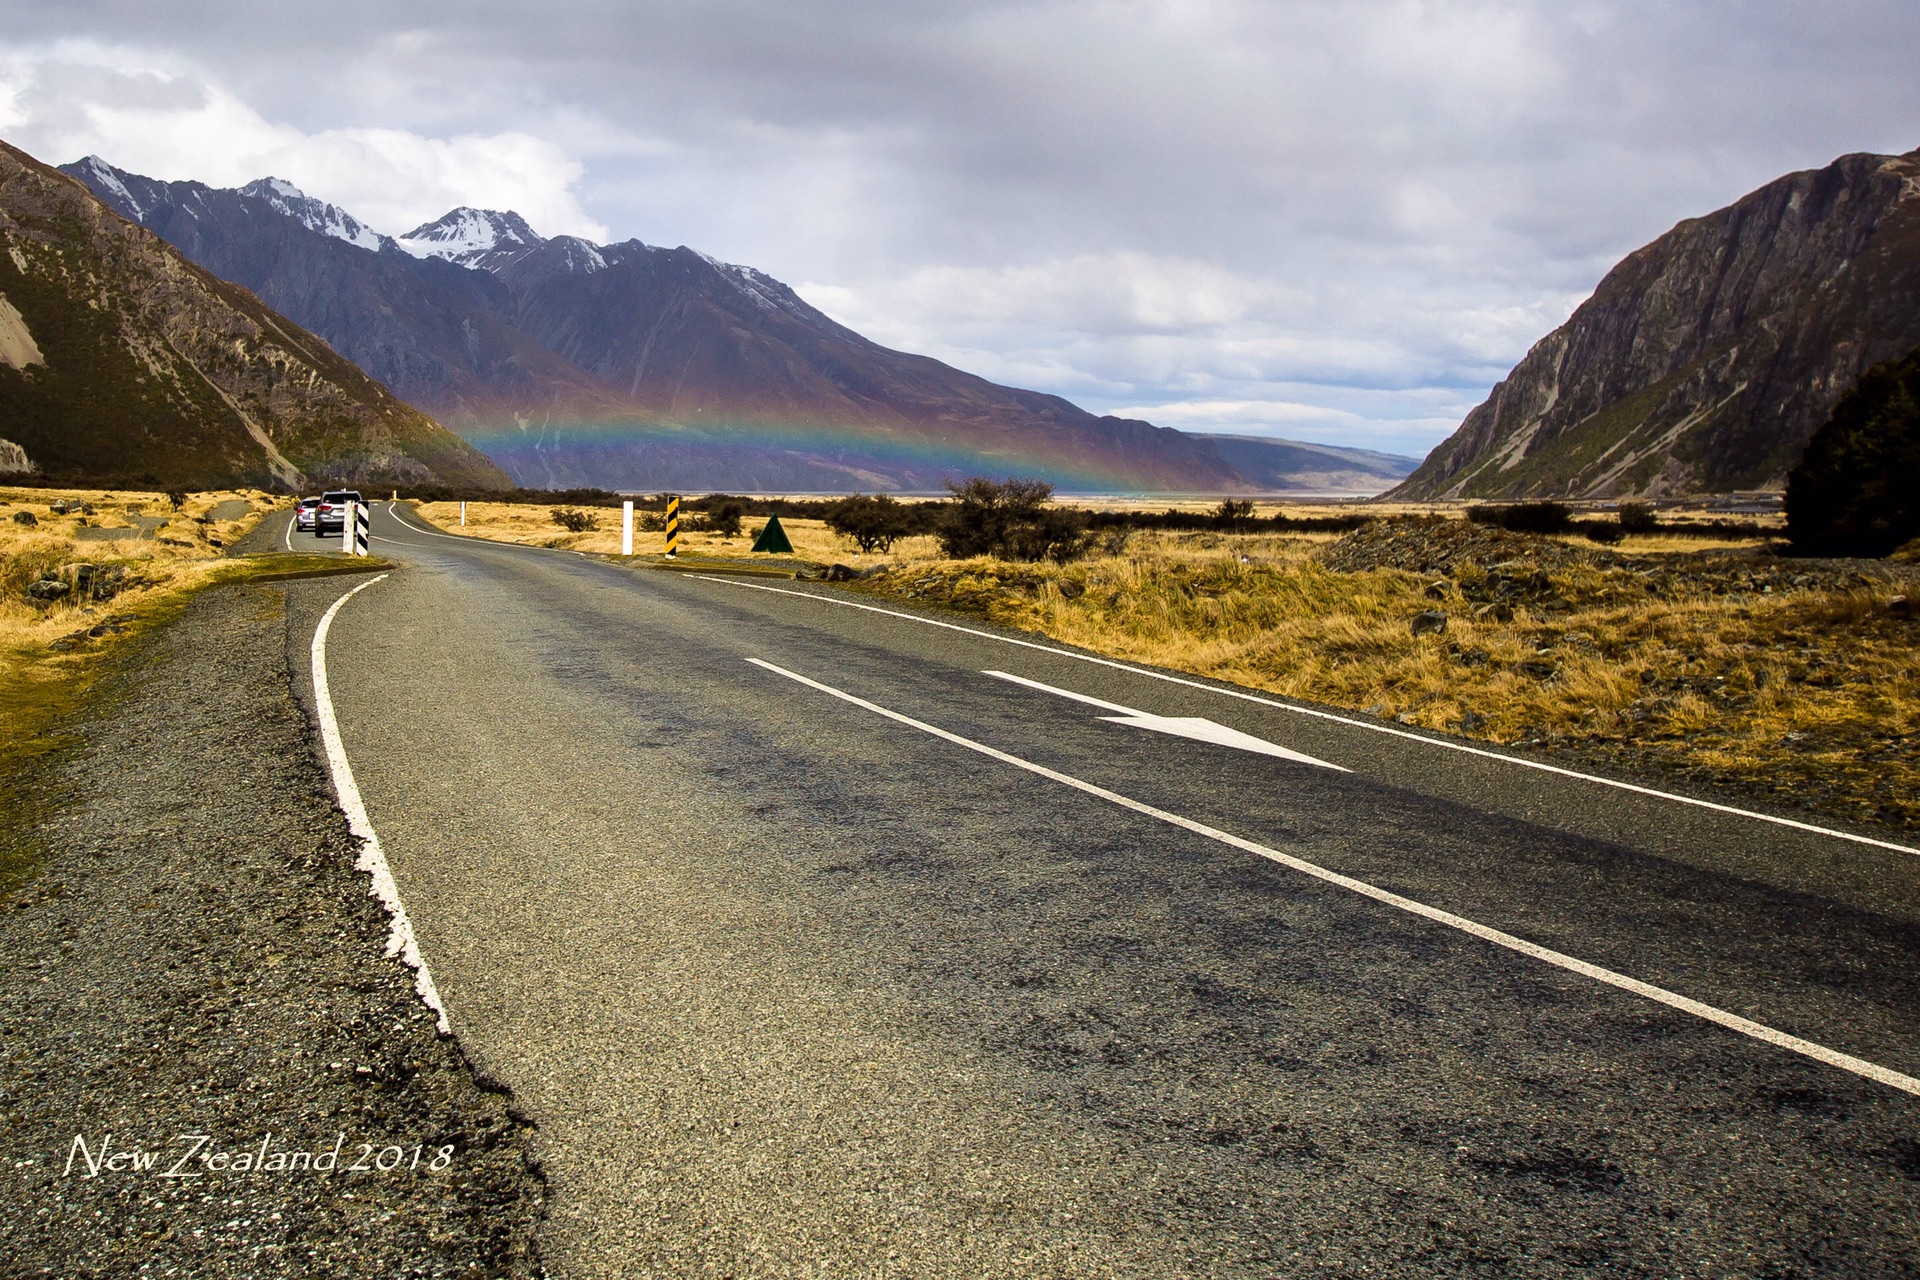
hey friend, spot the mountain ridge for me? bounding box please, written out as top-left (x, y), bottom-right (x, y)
top-left (62, 156), bottom-right (1413, 495)
top-left (0, 143), bottom-right (511, 490)
top-left (1390, 145), bottom-right (1920, 501)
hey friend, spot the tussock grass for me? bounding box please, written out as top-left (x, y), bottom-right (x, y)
top-left (411, 501), bottom-right (943, 566)
top-left (853, 527), bottom-right (1919, 832)
top-left (0, 485), bottom-right (279, 896)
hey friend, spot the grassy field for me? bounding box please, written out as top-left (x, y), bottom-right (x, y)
top-left (851, 523), bottom-right (1917, 833)
top-left (0, 485), bottom-right (357, 895)
top-left (411, 500), bottom-right (945, 564)
top-left (418, 497), bottom-right (1914, 834)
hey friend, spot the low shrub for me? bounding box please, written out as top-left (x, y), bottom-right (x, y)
top-left (1467, 501), bottom-right (1574, 534)
top-left (938, 477), bottom-right (1088, 562)
top-left (550, 507), bottom-right (599, 533)
top-left (1618, 502), bottom-right (1659, 534)
top-left (826, 493), bottom-right (923, 553)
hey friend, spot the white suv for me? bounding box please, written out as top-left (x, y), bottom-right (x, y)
top-left (314, 490), bottom-right (364, 536)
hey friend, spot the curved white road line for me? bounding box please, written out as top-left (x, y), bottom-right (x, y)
top-left (703, 576), bottom-right (1920, 859)
top-left (379, 503), bottom-right (598, 559)
top-left (750, 657), bottom-right (1920, 1099)
top-left (311, 573), bottom-right (451, 1035)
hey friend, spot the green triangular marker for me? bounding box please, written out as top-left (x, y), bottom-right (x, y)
top-left (751, 513), bottom-right (794, 554)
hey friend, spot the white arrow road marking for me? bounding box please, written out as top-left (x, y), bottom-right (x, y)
top-left (747, 657), bottom-right (1920, 1099)
top-left (696, 574), bottom-right (1920, 858)
top-left (984, 669), bottom-right (1347, 770)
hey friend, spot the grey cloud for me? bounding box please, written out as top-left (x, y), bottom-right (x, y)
top-left (3, 0), bottom-right (1918, 456)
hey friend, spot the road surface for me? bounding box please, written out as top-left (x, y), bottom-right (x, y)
top-left (279, 504), bottom-right (1920, 1277)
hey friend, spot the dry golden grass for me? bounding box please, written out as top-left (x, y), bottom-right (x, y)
top-left (849, 527), bottom-right (1919, 832)
top-left (410, 501), bottom-right (945, 566)
top-left (413, 497), bottom-right (1911, 831)
top-left (0, 485), bottom-right (286, 892)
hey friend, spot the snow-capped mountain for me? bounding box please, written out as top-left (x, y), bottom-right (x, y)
top-left (237, 177), bottom-right (390, 252)
top-left (59, 153), bottom-right (1414, 493)
top-left (397, 207), bottom-right (546, 271)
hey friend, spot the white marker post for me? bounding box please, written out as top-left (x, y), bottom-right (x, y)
top-left (341, 500), bottom-right (355, 554)
top-left (622, 500), bottom-right (634, 556)
top-left (459, 501), bottom-right (467, 527)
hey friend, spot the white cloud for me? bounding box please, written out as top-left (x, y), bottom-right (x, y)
top-left (0, 46), bottom-right (606, 239)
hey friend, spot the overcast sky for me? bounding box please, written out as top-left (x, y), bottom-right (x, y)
top-left (3, 1), bottom-right (1917, 457)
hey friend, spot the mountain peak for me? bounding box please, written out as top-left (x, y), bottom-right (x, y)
top-left (237, 177), bottom-right (389, 252)
top-left (397, 207), bottom-right (545, 270)
top-left (69, 155), bottom-right (143, 216)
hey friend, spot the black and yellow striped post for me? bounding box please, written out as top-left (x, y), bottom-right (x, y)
top-left (664, 495), bottom-right (680, 557)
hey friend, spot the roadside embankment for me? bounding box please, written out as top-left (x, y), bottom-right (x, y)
top-left (844, 518), bottom-right (1920, 835)
top-left (0, 575), bottom-right (544, 1277)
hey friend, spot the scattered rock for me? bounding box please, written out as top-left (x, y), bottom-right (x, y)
top-left (1474, 603), bottom-right (1514, 623)
top-left (25, 578), bottom-right (70, 602)
top-left (1887, 594), bottom-right (1913, 617)
top-left (61, 563), bottom-right (128, 601)
top-left (1411, 610), bottom-right (1448, 636)
top-left (1517, 659), bottom-right (1558, 680)
top-left (1458, 709), bottom-right (1488, 733)
top-left (1424, 580), bottom-right (1451, 599)
top-left (1058, 578), bottom-right (1086, 600)
top-left (11, 509), bottom-right (36, 525)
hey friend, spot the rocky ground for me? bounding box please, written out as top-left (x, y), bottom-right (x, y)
top-left (0, 578), bottom-right (545, 1278)
top-left (1315, 515), bottom-right (1916, 601)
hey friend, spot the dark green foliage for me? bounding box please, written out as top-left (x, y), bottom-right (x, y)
top-left (938, 477), bottom-right (1087, 562)
top-left (825, 494), bottom-right (922, 553)
top-left (550, 507), bottom-right (599, 532)
top-left (1468, 502), bottom-right (1574, 534)
top-left (1788, 347), bottom-right (1920, 557)
top-left (1213, 498), bottom-right (1256, 529)
top-left (1581, 521), bottom-right (1626, 544)
top-left (1617, 502), bottom-right (1659, 534)
top-left (694, 498), bottom-right (745, 537)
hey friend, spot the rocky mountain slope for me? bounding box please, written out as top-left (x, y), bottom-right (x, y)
top-left (1391, 146), bottom-right (1920, 501)
top-left (0, 143), bottom-right (510, 490)
top-left (63, 155), bottom-right (1412, 494)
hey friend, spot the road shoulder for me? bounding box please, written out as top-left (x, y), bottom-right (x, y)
top-left (0, 577), bottom-right (544, 1277)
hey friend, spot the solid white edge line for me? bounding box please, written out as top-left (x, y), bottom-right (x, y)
top-left (380, 503), bottom-right (595, 558)
top-left (701, 575), bottom-right (1920, 858)
top-left (746, 656), bottom-right (1920, 1099)
top-left (311, 573), bottom-right (451, 1035)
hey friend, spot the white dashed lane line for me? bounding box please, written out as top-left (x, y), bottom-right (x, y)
top-left (702, 574), bottom-right (1920, 859)
top-left (748, 655), bottom-right (1920, 1099)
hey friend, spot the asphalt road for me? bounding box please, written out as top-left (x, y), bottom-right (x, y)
top-left (281, 504), bottom-right (1920, 1277)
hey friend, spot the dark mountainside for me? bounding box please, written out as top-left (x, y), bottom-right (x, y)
top-left (1391, 146), bottom-right (1920, 501)
top-left (63, 156), bottom-right (1413, 495)
top-left (0, 143), bottom-right (510, 490)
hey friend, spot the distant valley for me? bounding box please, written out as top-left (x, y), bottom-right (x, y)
top-left (61, 156), bottom-right (1415, 496)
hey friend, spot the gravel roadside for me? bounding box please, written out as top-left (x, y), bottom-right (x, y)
top-left (0, 575), bottom-right (545, 1278)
